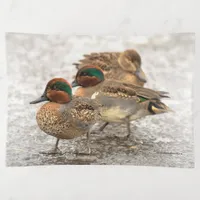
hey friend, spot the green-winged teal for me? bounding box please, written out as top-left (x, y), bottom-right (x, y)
top-left (30, 78), bottom-right (101, 154)
top-left (72, 65), bottom-right (172, 143)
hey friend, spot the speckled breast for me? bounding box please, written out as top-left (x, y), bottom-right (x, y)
top-left (36, 103), bottom-right (84, 139)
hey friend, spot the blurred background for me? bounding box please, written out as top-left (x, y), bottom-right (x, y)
top-left (6, 33), bottom-right (194, 167)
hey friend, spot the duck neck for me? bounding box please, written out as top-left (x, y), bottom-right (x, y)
top-left (74, 83), bottom-right (102, 98)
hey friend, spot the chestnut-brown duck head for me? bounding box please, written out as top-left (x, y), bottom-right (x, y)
top-left (72, 65), bottom-right (105, 88)
top-left (30, 78), bottom-right (72, 104)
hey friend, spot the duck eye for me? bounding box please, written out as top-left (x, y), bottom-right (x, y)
top-left (51, 85), bottom-right (59, 90)
top-left (80, 71), bottom-right (88, 76)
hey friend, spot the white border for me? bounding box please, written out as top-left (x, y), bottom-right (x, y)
top-left (0, 0), bottom-right (199, 199)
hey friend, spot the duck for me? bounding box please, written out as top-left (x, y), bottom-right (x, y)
top-left (71, 65), bottom-right (172, 142)
top-left (30, 78), bottom-right (101, 154)
top-left (73, 49), bottom-right (147, 86)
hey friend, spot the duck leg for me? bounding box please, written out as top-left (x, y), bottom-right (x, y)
top-left (54, 138), bottom-right (61, 153)
top-left (40, 138), bottom-right (62, 155)
top-left (99, 122), bottom-right (109, 132)
top-left (110, 118), bottom-right (131, 140)
top-left (124, 118), bottom-right (143, 144)
top-left (113, 117), bottom-right (142, 144)
top-left (75, 130), bottom-right (92, 156)
top-left (86, 131), bottom-right (91, 155)
top-left (125, 119), bottom-right (131, 139)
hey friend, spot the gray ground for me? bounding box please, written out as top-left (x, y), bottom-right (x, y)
top-left (6, 33), bottom-right (194, 167)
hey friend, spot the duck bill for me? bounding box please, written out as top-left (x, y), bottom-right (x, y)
top-left (135, 69), bottom-right (147, 83)
top-left (71, 80), bottom-right (78, 87)
top-left (30, 95), bottom-right (48, 104)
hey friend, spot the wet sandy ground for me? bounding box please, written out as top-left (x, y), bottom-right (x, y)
top-left (6, 33), bottom-right (194, 167)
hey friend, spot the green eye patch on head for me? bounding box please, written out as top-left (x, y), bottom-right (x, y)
top-left (51, 81), bottom-right (72, 96)
top-left (80, 68), bottom-right (104, 81)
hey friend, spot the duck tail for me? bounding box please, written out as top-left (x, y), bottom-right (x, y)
top-left (157, 91), bottom-right (170, 98)
top-left (148, 100), bottom-right (174, 114)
